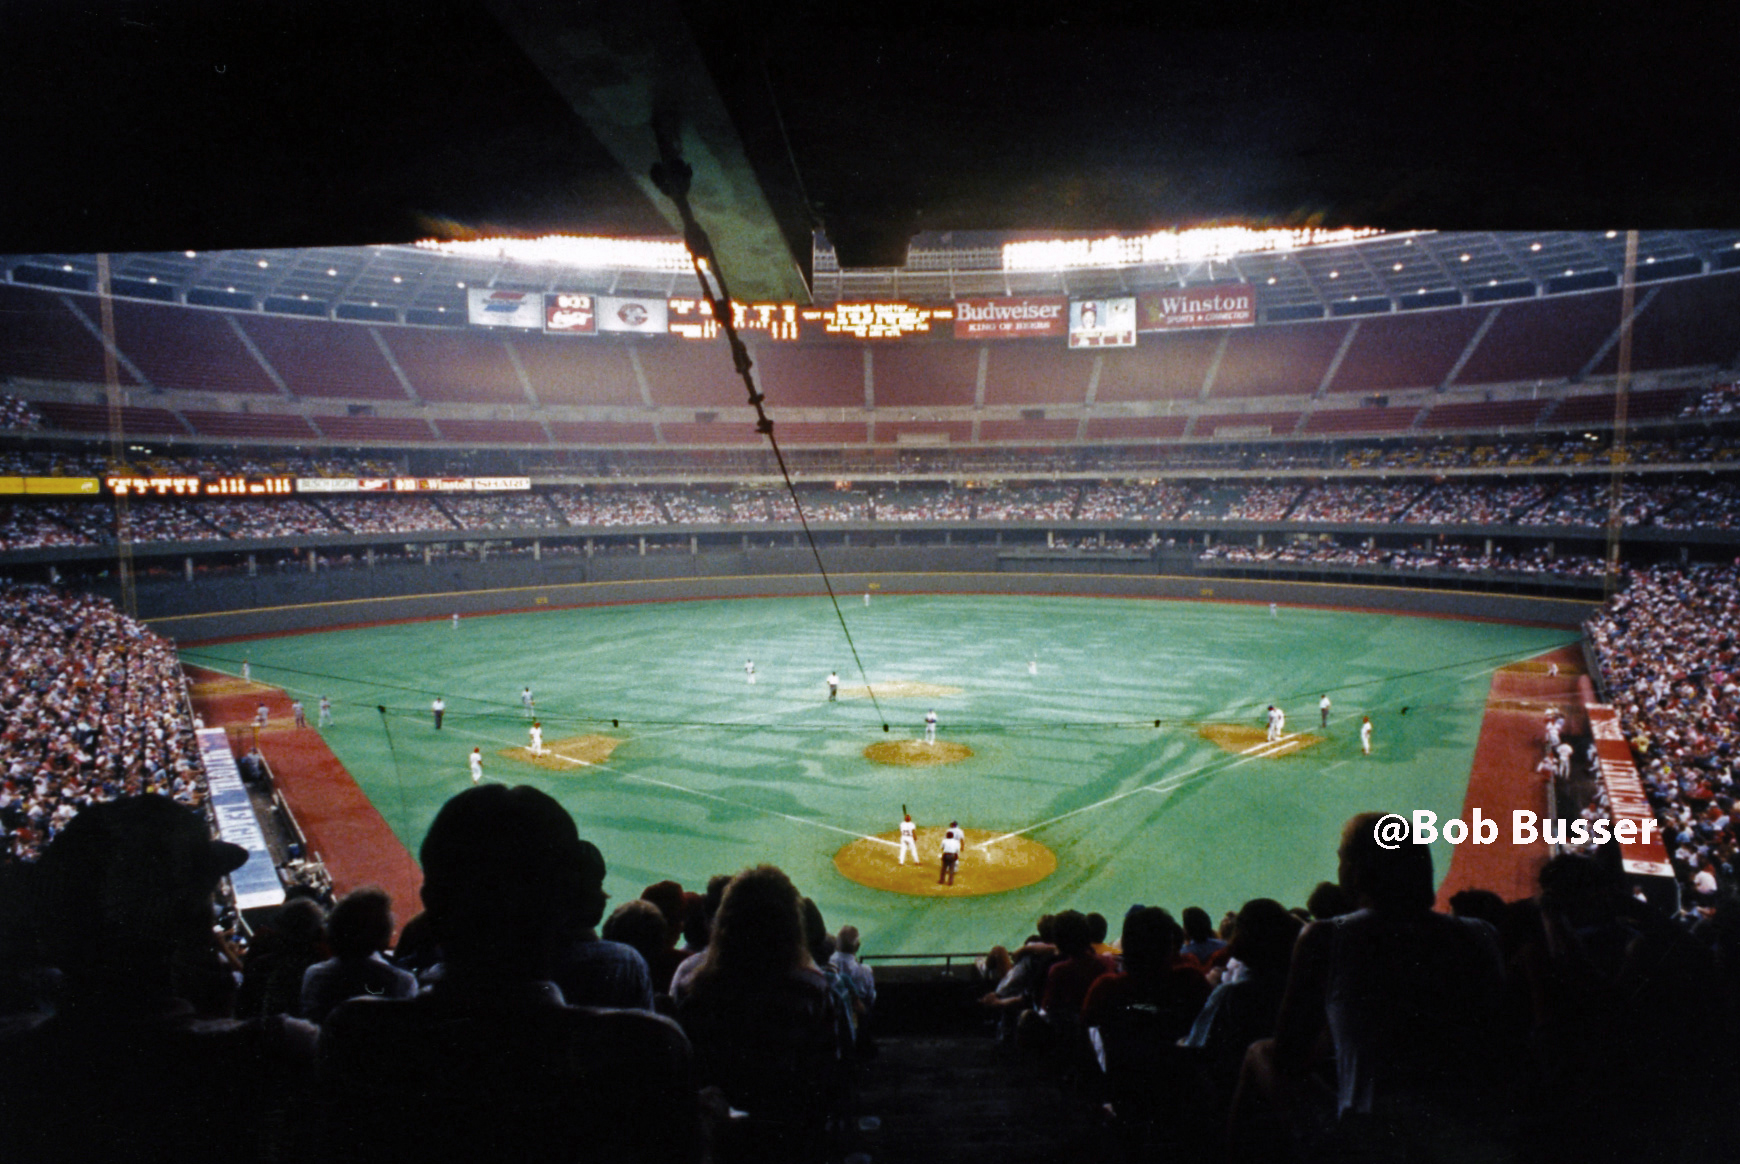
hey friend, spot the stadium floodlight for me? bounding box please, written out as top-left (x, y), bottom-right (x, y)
top-left (1001, 225), bottom-right (1390, 272)
top-left (415, 234), bottom-right (697, 273)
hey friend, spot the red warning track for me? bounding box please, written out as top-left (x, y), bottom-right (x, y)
top-left (1437, 644), bottom-right (1589, 906)
top-left (185, 666), bottom-right (422, 923)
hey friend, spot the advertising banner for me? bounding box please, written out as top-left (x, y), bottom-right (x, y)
top-left (1067, 297), bottom-right (1136, 349)
top-left (1587, 704), bottom-right (1675, 878)
top-left (953, 296), bottom-right (1068, 339)
top-left (544, 293), bottom-right (597, 334)
top-left (196, 729), bottom-right (284, 911)
top-left (1137, 283), bottom-right (1256, 331)
top-left (467, 288), bottom-right (544, 329)
top-left (24, 476), bottom-right (101, 495)
top-left (597, 296), bottom-right (670, 335)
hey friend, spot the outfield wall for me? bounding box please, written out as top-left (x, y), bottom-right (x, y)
top-left (139, 545), bottom-right (1599, 642)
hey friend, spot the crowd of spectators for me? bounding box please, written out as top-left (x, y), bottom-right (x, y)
top-left (1586, 563), bottom-right (1740, 904)
top-left (969, 803), bottom-right (1735, 1162)
top-left (1684, 382), bottom-right (1740, 419)
top-left (0, 584), bottom-right (209, 863)
top-left (1, 469), bottom-right (1738, 554)
top-left (971, 485), bottom-right (1077, 521)
top-left (1221, 484), bottom-right (1303, 521)
top-left (440, 493), bottom-right (564, 531)
top-left (1199, 539), bottom-right (1612, 580)
top-left (0, 781), bottom-right (882, 1163)
top-left (200, 499), bottom-right (342, 539)
top-left (546, 486), bottom-right (664, 527)
top-left (0, 394), bottom-right (43, 431)
top-left (1288, 482), bottom-right (1428, 523)
top-left (321, 496), bottom-right (456, 534)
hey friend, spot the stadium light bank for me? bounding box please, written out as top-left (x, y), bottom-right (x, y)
top-left (1001, 225), bottom-right (1396, 271)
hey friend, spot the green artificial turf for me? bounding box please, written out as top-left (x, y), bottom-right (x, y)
top-left (183, 595), bottom-right (1576, 958)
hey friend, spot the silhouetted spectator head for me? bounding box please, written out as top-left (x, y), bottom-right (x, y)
top-left (327, 887), bottom-right (395, 961)
top-left (680, 892), bottom-right (710, 949)
top-left (271, 897), bottom-right (327, 950)
top-left (31, 794), bottom-right (247, 999)
top-left (837, 925), bottom-right (861, 956)
top-left (1308, 880), bottom-right (1343, 918)
top-left (1035, 913), bottom-right (1059, 944)
top-left (1227, 898), bottom-right (1302, 977)
top-left (1538, 851), bottom-right (1627, 927)
top-left (1448, 888), bottom-right (1507, 930)
top-left (801, 896), bottom-right (831, 965)
top-left (1307, 879), bottom-right (1354, 920)
top-left (1181, 906), bottom-right (1215, 943)
top-left (1052, 909), bottom-right (1094, 957)
top-left (641, 879), bottom-right (686, 945)
top-left (1086, 912), bottom-right (1109, 946)
top-left (603, 899), bottom-right (670, 969)
top-left (390, 909), bottom-right (440, 974)
top-left (417, 784), bottom-right (597, 981)
top-left (700, 865), bottom-right (810, 980)
top-left (1339, 811), bottom-right (1435, 910)
top-left (1118, 906), bottom-right (1184, 973)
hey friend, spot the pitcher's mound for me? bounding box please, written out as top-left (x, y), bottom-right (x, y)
top-left (834, 827), bottom-right (1056, 896)
top-left (503, 734), bottom-right (622, 770)
top-left (842, 681), bottom-right (962, 700)
top-left (1198, 723), bottom-right (1323, 757)
top-left (864, 740), bottom-right (973, 766)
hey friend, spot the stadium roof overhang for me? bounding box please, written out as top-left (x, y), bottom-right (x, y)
top-left (0, 1), bottom-right (1731, 307)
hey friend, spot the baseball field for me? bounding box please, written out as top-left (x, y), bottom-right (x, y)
top-left (181, 593), bottom-right (1579, 958)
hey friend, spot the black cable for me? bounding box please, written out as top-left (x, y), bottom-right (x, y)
top-left (376, 704), bottom-right (411, 837)
top-left (650, 129), bottom-right (888, 730)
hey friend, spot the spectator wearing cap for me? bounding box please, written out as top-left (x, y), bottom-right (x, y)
top-left (0, 795), bottom-right (318, 1163)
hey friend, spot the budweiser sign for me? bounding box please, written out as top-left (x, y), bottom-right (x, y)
top-left (953, 296), bottom-right (1067, 339)
top-left (1137, 283), bottom-right (1256, 331)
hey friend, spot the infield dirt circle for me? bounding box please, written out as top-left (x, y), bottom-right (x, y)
top-left (833, 826), bottom-right (1056, 897)
top-left (863, 739), bottom-right (973, 766)
top-left (499, 734), bottom-right (622, 770)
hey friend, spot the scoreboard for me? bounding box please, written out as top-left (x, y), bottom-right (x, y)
top-left (512, 291), bottom-right (1252, 344)
top-left (107, 476), bottom-right (293, 497)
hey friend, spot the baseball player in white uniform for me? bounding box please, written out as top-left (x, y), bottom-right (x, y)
top-left (924, 710), bottom-right (938, 745)
top-left (828, 672), bottom-right (839, 701)
top-left (529, 721), bottom-right (544, 756)
top-left (745, 660), bottom-right (756, 685)
top-left (1266, 705), bottom-right (1283, 743)
top-left (939, 827), bottom-right (962, 886)
top-left (469, 747), bottom-right (483, 783)
top-left (898, 813), bottom-right (920, 865)
top-left (1360, 716), bottom-right (1373, 755)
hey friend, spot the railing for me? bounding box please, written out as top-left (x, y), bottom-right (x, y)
top-left (861, 952), bottom-right (986, 974)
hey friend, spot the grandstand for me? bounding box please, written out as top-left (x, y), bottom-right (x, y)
top-left (4, 5), bottom-right (1739, 1161)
